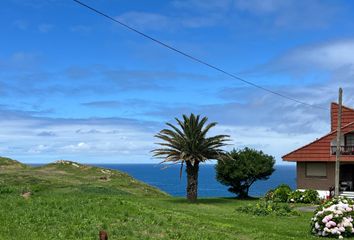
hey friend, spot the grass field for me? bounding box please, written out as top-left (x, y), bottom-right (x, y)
top-left (0, 157), bottom-right (318, 239)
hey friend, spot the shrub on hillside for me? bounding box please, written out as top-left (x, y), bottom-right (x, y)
top-left (311, 197), bottom-right (354, 238)
top-left (266, 186), bottom-right (320, 204)
top-left (264, 189), bottom-right (275, 201)
top-left (272, 184), bottom-right (292, 202)
top-left (288, 189), bottom-right (320, 204)
top-left (238, 200), bottom-right (299, 217)
top-left (303, 189), bottom-right (320, 204)
top-left (288, 190), bottom-right (304, 203)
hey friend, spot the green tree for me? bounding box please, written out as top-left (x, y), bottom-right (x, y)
top-left (152, 114), bottom-right (229, 202)
top-left (216, 148), bottom-right (275, 198)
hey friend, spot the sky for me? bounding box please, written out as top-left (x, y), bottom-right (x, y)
top-left (1, 0), bottom-right (354, 164)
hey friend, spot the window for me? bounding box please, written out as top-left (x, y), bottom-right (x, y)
top-left (346, 134), bottom-right (354, 146)
top-left (306, 163), bottom-right (327, 177)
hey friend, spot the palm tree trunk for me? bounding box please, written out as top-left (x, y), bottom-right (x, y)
top-left (186, 161), bottom-right (199, 202)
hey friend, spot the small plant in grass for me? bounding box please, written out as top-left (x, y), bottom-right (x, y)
top-left (0, 185), bottom-right (16, 194)
top-left (237, 200), bottom-right (299, 217)
top-left (311, 197), bottom-right (354, 238)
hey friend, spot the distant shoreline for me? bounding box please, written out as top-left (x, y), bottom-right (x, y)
top-left (28, 163), bottom-right (296, 166)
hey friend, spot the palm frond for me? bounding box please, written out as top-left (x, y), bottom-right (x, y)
top-left (152, 113), bottom-right (230, 164)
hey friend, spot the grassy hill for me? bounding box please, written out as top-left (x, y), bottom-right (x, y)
top-left (0, 156), bottom-right (27, 169)
top-left (0, 157), bottom-right (166, 197)
top-left (0, 157), bottom-right (317, 239)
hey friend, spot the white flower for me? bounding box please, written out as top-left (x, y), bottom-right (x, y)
top-left (311, 198), bottom-right (354, 237)
top-left (331, 228), bottom-right (339, 235)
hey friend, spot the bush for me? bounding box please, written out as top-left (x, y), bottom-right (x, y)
top-left (267, 186), bottom-right (320, 204)
top-left (288, 190), bottom-right (304, 203)
top-left (272, 184), bottom-right (292, 202)
top-left (311, 197), bottom-right (354, 238)
top-left (264, 189), bottom-right (274, 201)
top-left (303, 189), bottom-right (320, 204)
top-left (288, 189), bottom-right (320, 204)
top-left (238, 200), bottom-right (299, 216)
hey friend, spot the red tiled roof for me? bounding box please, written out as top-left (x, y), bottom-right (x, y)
top-left (282, 103), bottom-right (354, 162)
top-left (331, 103), bottom-right (354, 131)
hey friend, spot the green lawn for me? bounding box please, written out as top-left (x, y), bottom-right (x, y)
top-left (0, 157), bottom-right (318, 239)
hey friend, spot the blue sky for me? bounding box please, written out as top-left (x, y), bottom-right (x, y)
top-left (1, 0), bottom-right (354, 164)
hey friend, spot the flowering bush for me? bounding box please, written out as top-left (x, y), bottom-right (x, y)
top-left (288, 190), bottom-right (304, 202)
top-left (238, 200), bottom-right (299, 216)
top-left (265, 186), bottom-right (320, 203)
top-left (289, 189), bottom-right (320, 204)
top-left (311, 197), bottom-right (354, 238)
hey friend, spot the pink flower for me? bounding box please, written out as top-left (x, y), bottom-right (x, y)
top-left (329, 221), bottom-right (337, 227)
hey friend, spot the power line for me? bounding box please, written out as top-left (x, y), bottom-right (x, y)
top-left (73, 0), bottom-right (327, 111)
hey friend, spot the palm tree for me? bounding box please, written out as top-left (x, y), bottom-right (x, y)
top-left (152, 114), bottom-right (229, 202)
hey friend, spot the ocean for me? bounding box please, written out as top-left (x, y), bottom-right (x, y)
top-left (93, 164), bottom-right (296, 198)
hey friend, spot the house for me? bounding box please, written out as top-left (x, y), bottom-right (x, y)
top-left (282, 103), bottom-right (354, 198)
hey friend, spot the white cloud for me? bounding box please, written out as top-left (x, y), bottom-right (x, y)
top-left (13, 20), bottom-right (28, 30)
top-left (172, 0), bottom-right (232, 11)
top-left (276, 40), bottom-right (354, 72)
top-left (211, 124), bottom-right (321, 163)
top-left (234, 0), bottom-right (290, 14)
top-left (0, 112), bottom-right (158, 163)
top-left (38, 24), bottom-right (53, 33)
top-left (28, 144), bottom-right (50, 154)
top-left (117, 12), bottom-right (171, 31)
top-left (116, 10), bottom-right (224, 30)
top-left (0, 52), bottom-right (40, 71)
top-left (70, 25), bottom-right (92, 33)
top-left (171, 0), bottom-right (339, 29)
top-left (61, 142), bottom-right (91, 152)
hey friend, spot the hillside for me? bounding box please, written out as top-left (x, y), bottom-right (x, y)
top-left (0, 158), bottom-right (167, 197)
top-left (0, 157), bottom-right (316, 240)
top-left (0, 156), bottom-right (27, 169)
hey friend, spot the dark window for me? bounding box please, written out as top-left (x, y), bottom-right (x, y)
top-left (346, 134), bottom-right (354, 146)
top-left (306, 163), bottom-right (327, 177)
